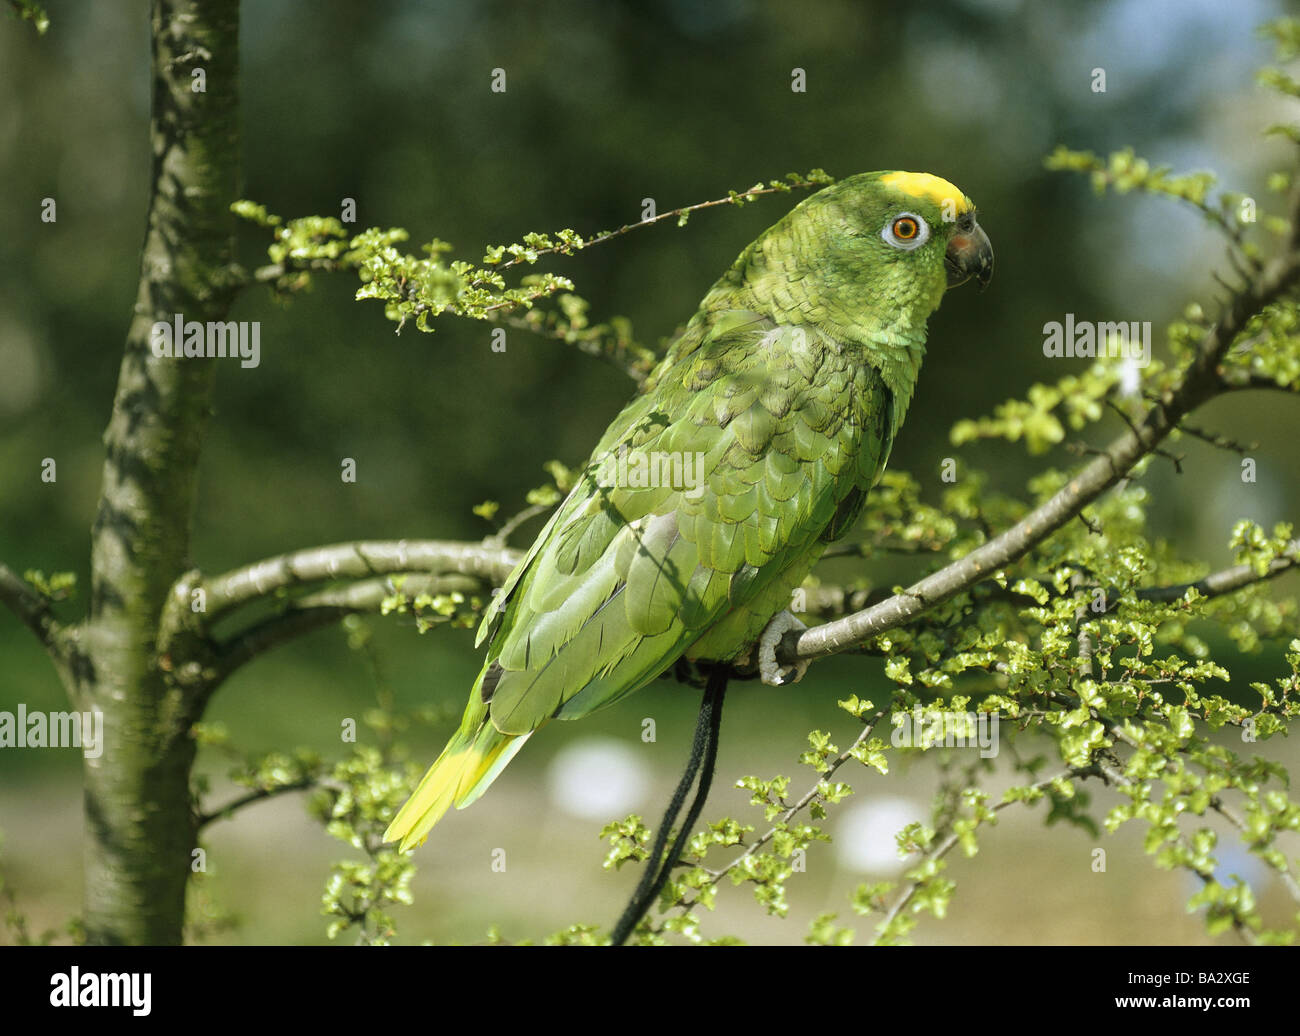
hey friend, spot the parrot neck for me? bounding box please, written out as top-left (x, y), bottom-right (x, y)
top-left (723, 237), bottom-right (933, 441)
top-left (859, 335), bottom-right (926, 441)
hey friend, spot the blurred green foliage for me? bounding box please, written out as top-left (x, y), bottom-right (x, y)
top-left (3, 0), bottom-right (1300, 945)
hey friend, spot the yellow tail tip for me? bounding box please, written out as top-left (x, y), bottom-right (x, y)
top-left (382, 819), bottom-right (428, 852)
top-left (383, 713), bottom-right (533, 851)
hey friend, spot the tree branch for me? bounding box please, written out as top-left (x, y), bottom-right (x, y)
top-left (209, 572), bottom-right (487, 685)
top-left (1090, 752), bottom-right (1259, 945)
top-left (473, 174), bottom-right (832, 281)
top-left (198, 519), bottom-right (1299, 691)
top-left (1104, 720), bottom-right (1300, 908)
top-left (202, 539), bottom-right (520, 621)
top-left (1137, 540), bottom-right (1300, 604)
top-left (211, 606), bottom-right (354, 685)
top-left (0, 564), bottom-right (63, 652)
top-left (874, 768), bottom-right (1080, 942)
top-left (196, 778), bottom-right (317, 831)
top-left (802, 536), bottom-right (1300, 638)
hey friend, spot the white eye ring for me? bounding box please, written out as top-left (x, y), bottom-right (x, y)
top-left (882, 212), bottom-right (930, 250)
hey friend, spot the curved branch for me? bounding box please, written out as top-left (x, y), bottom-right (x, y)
top-left (200, 519), bottom-right (1299, 690)
top-left (202, 539), bottom-right (519, 621)
top-left (209, 572), bottom-right (487, 685)
top-left (211, 606), bottom-right (353, 685)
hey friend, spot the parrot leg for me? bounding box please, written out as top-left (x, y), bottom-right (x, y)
top-left (750, 610), bottom-right (809, 687)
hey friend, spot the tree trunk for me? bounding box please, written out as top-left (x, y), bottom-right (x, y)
top-left (75, 0), bottom-right (241, 945)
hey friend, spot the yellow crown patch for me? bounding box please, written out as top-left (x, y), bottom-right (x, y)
top-left (880, 171), bottom-right (973, 216)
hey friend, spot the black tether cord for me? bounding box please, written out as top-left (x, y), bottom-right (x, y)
top-left (610, 665), bottom-right (728, 946)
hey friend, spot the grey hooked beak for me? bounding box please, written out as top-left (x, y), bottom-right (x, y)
top-left (944, 220), bottom-right (994, 291)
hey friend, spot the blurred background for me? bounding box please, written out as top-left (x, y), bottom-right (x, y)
top-left (1, 0), bottom-right (1298, 944)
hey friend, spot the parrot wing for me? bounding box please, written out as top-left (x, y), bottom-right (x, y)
top-left (480, 313), bottom-right (895, 735)
top-left (384, 314), bottom-right (895, 848)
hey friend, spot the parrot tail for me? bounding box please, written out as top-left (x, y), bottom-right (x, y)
top-left (384, 677), bottom-right (531, 851)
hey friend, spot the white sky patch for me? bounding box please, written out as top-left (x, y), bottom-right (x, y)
top-left (1206, 468), bottom-right (1284, 534)
top-left (546, 737), bottom-right (651, 821)
top-left (1117, 354), bottom-right (1143, 398)
top-left (1071, 0), bottom-right (1276, 92)
top-left (833, 796), bottom-right (928, 875)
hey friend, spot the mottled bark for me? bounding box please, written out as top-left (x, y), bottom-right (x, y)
top-left (77, 0), bottom-right (241, 945)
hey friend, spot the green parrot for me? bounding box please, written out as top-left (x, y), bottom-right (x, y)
top-left (385, 171), bottom-right (993, 850)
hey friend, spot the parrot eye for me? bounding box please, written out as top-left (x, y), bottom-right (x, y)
top-left (893, 217), bottom-right (919, 239)
top-left (882, 212), bottom-right (930, 250)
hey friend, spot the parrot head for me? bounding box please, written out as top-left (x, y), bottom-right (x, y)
top-left (722, 170), bottom-right (992, 352)
top-left (875, 171), bottom-right (993, 289)
top-left (716, 169), bottom-right (993, 439)
top-left (812, 169), bottom-right (991, 299)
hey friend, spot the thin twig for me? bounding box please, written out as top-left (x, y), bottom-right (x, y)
top-left (1177, 421), bottom-right (1258, 455)
top-left (1090, 752), bottom-right (1259, 945)
top-left (0, 563), bottom-right (64, 652)
top-left (196, 778), bottom-right (318, 831)
top-left (485, 503), bottom-right (555, 549)
top-left (472, 176), bottom-right (830, 284)
top-left (665, 708), bottom-right (888, 919)
top-left (875, 769), bottom-right (1078, 940)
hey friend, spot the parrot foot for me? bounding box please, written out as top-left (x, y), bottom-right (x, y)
top-left (753, 610), bottom-right (809, 687)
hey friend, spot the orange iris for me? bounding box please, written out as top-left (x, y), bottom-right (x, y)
top-left (893, 217), bottom-right (919, 240)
